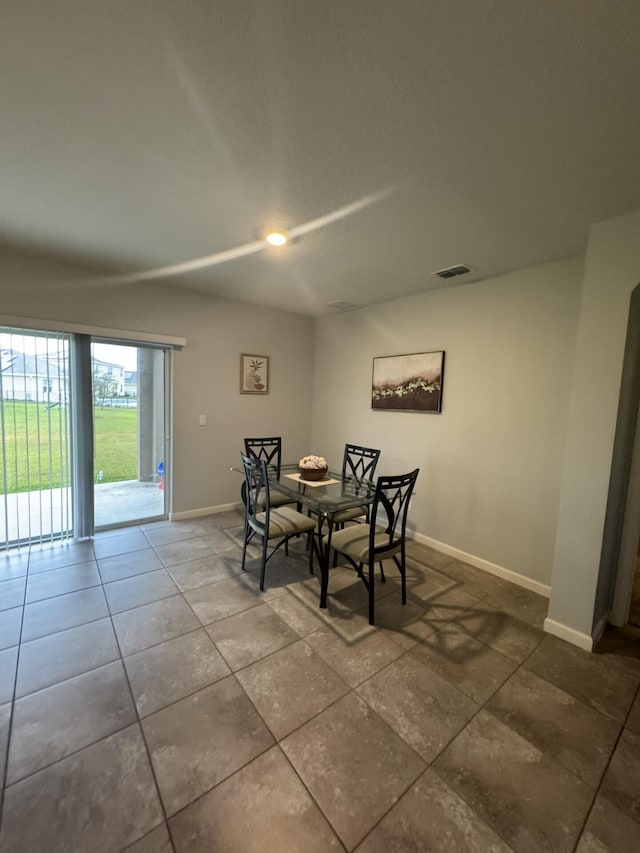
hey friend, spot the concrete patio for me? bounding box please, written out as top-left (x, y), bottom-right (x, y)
top-left (1, 480), bottom-right (166, 545)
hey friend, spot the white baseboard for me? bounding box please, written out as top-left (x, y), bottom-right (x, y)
top-left (409, 531), bottom-right (551, 598)
top-left (543, 617), bottom-right (595, 651)
top-left (170, 502), bottom-right (243, 521)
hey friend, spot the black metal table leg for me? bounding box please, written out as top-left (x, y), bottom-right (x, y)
top-left (317, 513), bottom-right (334, 609)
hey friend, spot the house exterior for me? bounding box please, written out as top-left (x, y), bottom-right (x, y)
top-left (0, 348), bottom-right (67, 403)
top-left (0, 347), bottom-right (131, 404)
top-left (123, 370), bottom-right (137, 397)
top-left (91, 357), bottom-right (125, 397)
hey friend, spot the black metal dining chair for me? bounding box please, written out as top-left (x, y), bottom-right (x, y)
top-left (327, 468), bottom-right (419, 625)
top-left (333, 443), bottom-right (381, 527)
top-left (323, 443), bottom-right (381, 566)
top-left (243, 436), bottom-right (295, 508)
top-left (240, 453), bottom-right (316, 591)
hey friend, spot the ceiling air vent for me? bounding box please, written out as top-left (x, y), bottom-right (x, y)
top-left (432, 264), bottom-right (472, 280)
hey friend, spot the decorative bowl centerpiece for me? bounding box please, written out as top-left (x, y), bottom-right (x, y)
top-left (298, 455), bottom-right (328, 481)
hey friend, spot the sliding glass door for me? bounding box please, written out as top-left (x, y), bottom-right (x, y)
top-left (91, 341), bottom-right (166, 528)
top-left (1, 327), bottom-right (169, 548)
top-left (0, 328), bottom-right (72, 547)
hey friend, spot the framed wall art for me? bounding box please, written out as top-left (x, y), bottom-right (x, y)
top-left (240, 354), bottom-right (269, 394)
top-left (372, 350), bottom-right (445, 412)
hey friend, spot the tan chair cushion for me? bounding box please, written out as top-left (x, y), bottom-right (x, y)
top-left (328, 523), bottom-right (401, 563)
top-left (256, 490), bottom-right (296, 509)
top-left (255, 505), bottom-right (316, 538)
top-left (332, 505), bottom-right (367, 524)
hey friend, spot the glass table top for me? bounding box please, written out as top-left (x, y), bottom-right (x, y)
top-left (270, 464), bottom-right (375, 515)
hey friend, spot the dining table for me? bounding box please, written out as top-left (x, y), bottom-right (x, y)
top-left (267, 463), bottom-right (376, 609)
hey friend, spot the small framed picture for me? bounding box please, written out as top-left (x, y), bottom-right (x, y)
top-left (240, 354), bottom-right (269, 394)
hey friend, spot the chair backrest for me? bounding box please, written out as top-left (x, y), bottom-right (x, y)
top-left (342, 443), bottom-right (381, 482)
top-left (244, 437), bottom-right (283, 476)
top-left (240, 453), bottom-right (270, 532)
top-left (369, 469), bottom-right (419, 557)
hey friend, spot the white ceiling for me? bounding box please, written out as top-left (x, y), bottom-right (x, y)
top-left (2, 1), bottom-right (640, 316)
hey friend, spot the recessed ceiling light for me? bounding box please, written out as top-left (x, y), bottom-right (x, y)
top-left (264, 231), bottom-right (288, 247)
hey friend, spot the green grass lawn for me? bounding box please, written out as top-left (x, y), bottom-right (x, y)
top-left (0, 402), bottom-right (137, 493)
top-left (93, 407), bottom-right (138, 485)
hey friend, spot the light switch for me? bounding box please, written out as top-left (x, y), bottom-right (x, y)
top-left (199, 414), bottom-right (207, 426)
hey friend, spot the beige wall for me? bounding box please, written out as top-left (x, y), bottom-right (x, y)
top-left (0, 247), bottom-right (315, 515)
top-left (311, 257), bottom-right (583, 590)
top-left (548, 209), bottom-right (640, 642)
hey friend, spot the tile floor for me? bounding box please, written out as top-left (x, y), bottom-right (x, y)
top-left (0, 512), bottom-right (639, 852)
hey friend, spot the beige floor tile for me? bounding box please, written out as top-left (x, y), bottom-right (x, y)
top-left (206, 603), bottom-right (298, 670)
top-left (437, 558), bottom-right (505, 599)
top-left (358, 594), bottom-right (447, 650)
top-left (405, 565), bottom-right (482, 613)
top-left (25, 561), bottom-right (100, 603)
top-left (7, 660), bottom-right (136, 784)
top-left (0, 646), bottom-right (18, 705)
top-left (357, 654), bottom-right (479, 762)
top-left (435, 710), bottom-right (593, 853)
top-left (92, 530), bottom-right (151, 559)
top-left (600, 727), bottom-right (640, 823)
top-left (455, 605), bottom-right (545, 662)
top-left (27, 540), bottom-right (95, 573)
top-left (305, 615), bottom-right (404, 687)
top-left (112, 594), bottom-right (200, 656)
top-left (16, 617), bottom-right (119, 698)
top-left (317, 566), bottom-right (403, 614)
top-left (251, 551), bottom-right (316, 592)
top-left (187, 511), bottom-right (244, 533)
top-left (170, 746), bottom-right (342, 852)
top-left (21, 585), bottom-right (108, 642)
top-left (0, 550), bottom-right (29, 580)
top-left (200, 528), bottom-right (244, 554)
top-left (421, 583), bottom-right (486, 614)
top-left (0, 725), bottom-right (163, 853)
top-left (143, 676), bottom-right (274, 815)
top-left (231, 556), bottom-right (300, 600)
top-left (154, 537), bottom-right (216, 568)
top-left (403, 558), bottom-right (470, 592)
top-left (525, 634), bottom-right (639, 722)
top-left (626, 690), bottom-right (640, 734)
top-left (0, 702), bottom-right (10, 784)
top-left (267, 590), bottom-right (328, 637)
top-left (0, 577), bottom-right (26, 612)
top-left (409, 623), bottom-right (518, 703)
top-left (282, 692), bottom-right (425, 850)
top-left (236, 640), bottom-right (349, 739)
top-left (97, 548), bottom-right (164, 583)
top-left (142, 522), bottom-right (207, 547)
top-left (576, 794), bottom-right (640, 853)
top-left (168, 553), bottom-right (244, 592)
top-left (0, 607), bottom-right (22, 650)
top-left (405, 542), bottom-right (455, 572)
top-left (124, 628), bottom-right (230, 717)
top-left (478, 584), bottom-right (549, 630)
top-left (487, 668), bottom-right (620, 787)
top-left (124, 823), bottom-right (173, 853)
top-left (184, 576), bottom-right (261, 624)
top-left (104, 568), bottom-right (178, 613)
top-left (286, 570), bottom-right (363, 622)
top-left (357, 768), bottom-right (514, 852)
